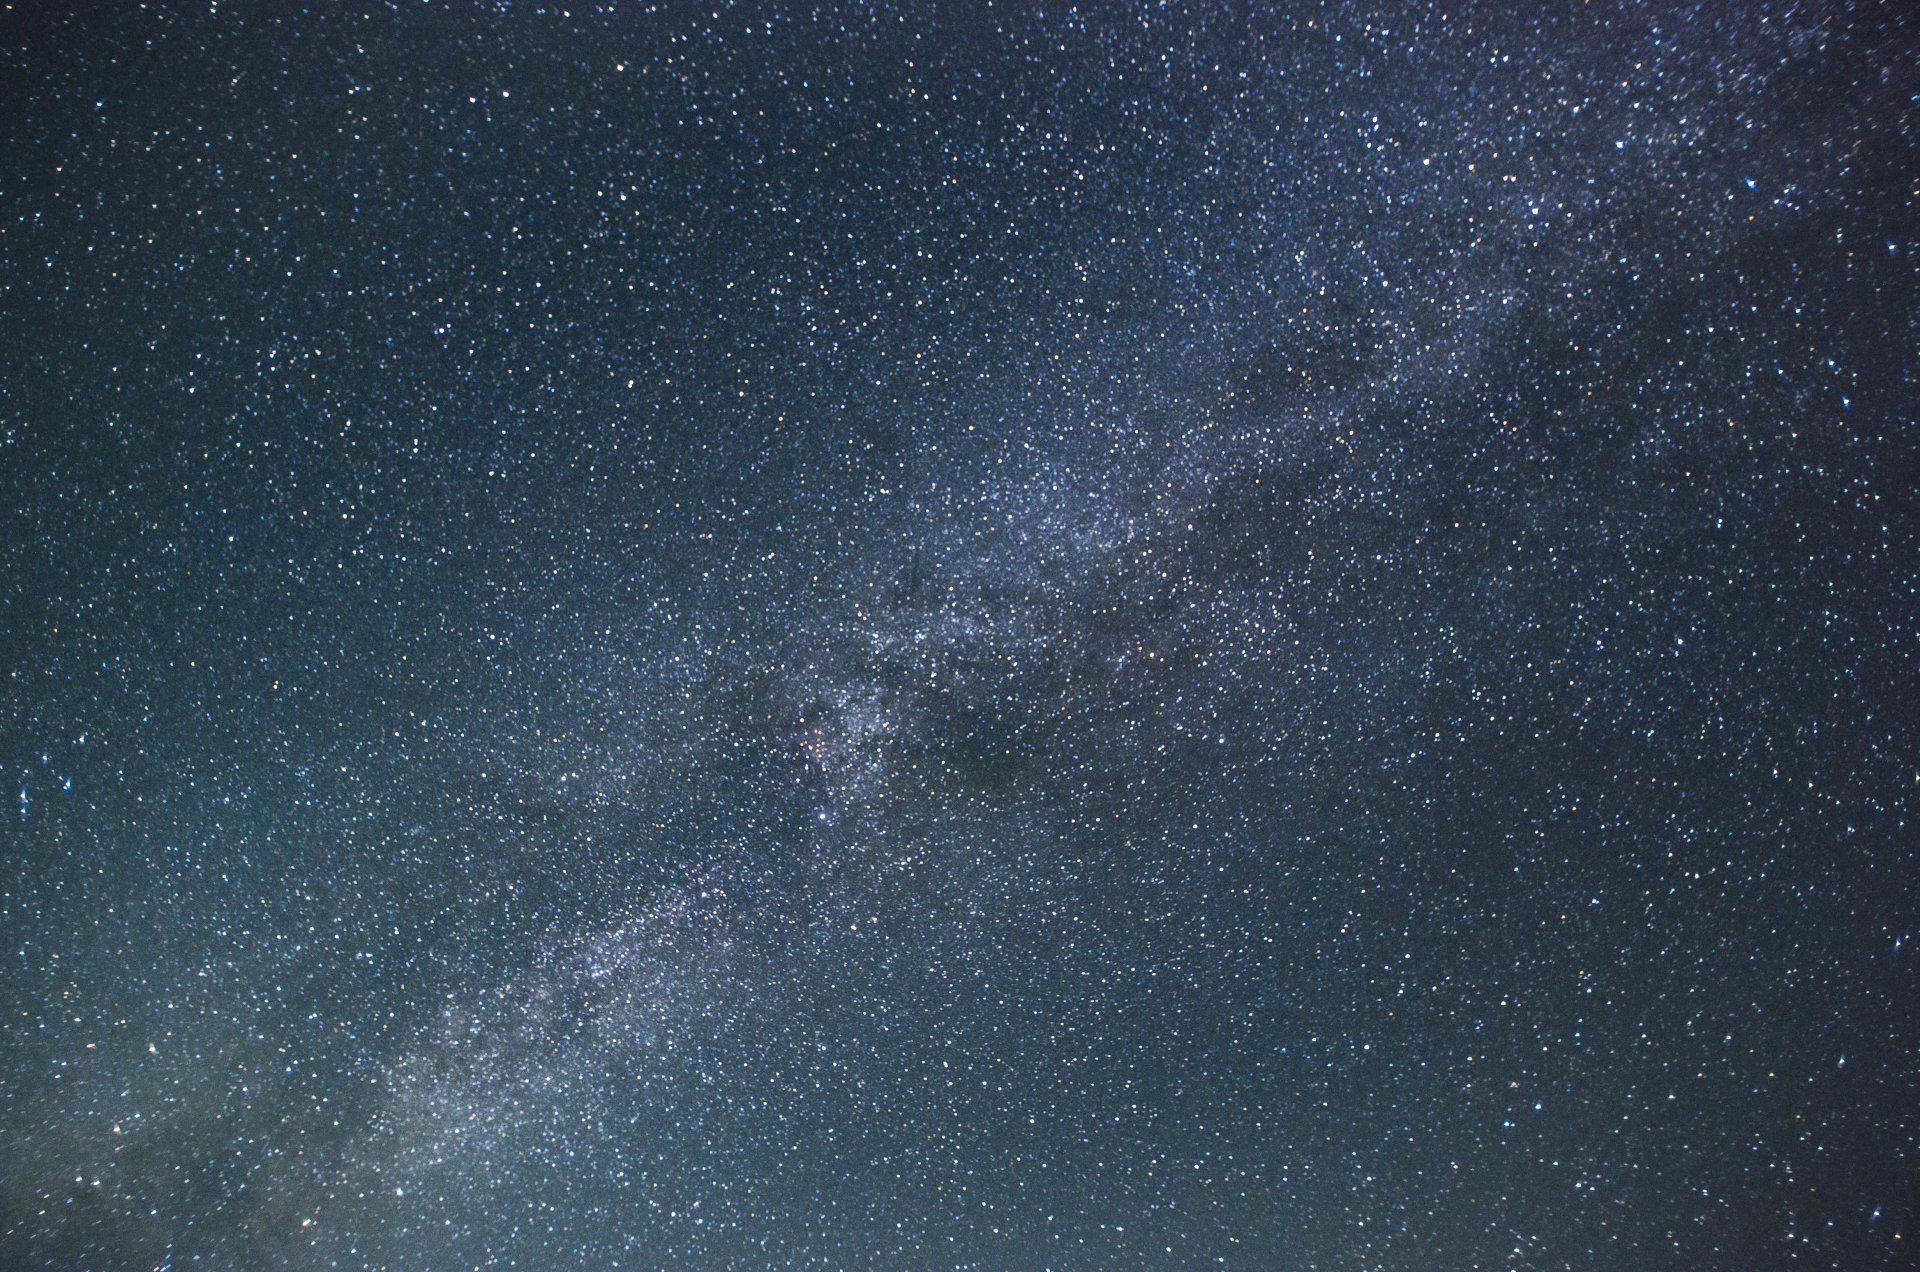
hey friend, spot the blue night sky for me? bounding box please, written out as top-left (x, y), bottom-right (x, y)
top-left (2, 3), bottom-right (1915, 1268)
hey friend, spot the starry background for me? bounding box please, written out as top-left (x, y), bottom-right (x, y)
top-left (2, 2), bottom-right (1915, 1268)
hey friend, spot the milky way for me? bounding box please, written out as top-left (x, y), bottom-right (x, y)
top-left (3, 2), bottom-right (1916, 1268)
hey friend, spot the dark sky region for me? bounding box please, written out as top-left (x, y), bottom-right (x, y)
top-left (2, 2), bottom-right (1915, 1269)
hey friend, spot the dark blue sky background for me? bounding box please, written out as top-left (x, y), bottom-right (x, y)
top-left (3, 2), bottom-right (1914, 1268)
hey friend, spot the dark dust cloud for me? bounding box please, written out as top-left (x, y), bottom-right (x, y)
top-left (3, 2), bottom-right (1915, 1268)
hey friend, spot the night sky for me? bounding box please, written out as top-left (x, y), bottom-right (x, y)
top-left (2, 2), bottom-right (1916, 1269)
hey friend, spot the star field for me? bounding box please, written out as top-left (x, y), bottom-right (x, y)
top-left (2, 2), bottom-right (1916, 1268)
